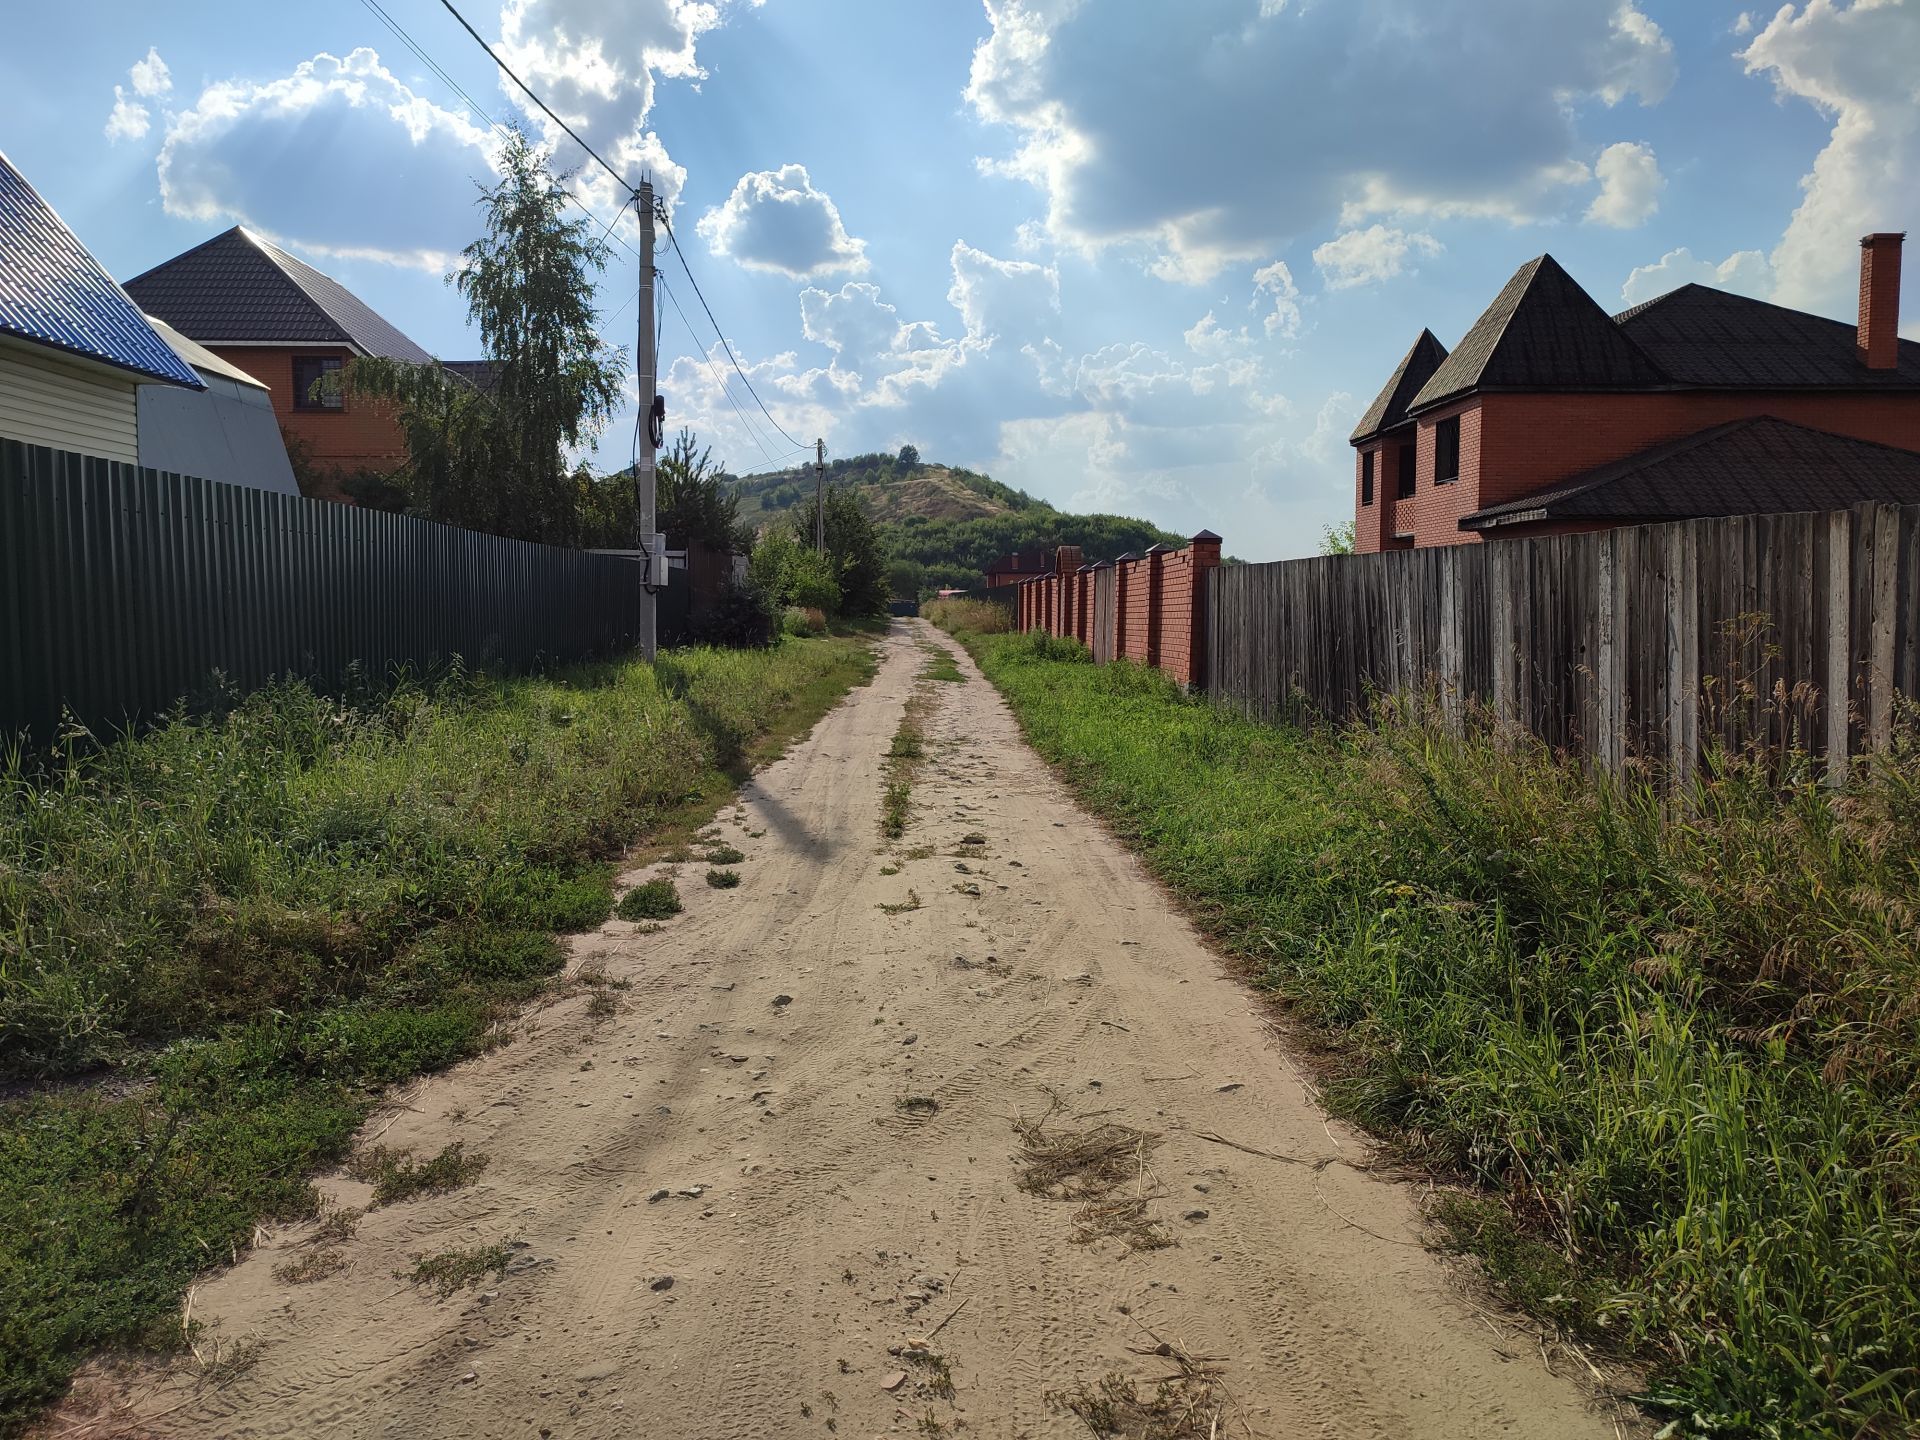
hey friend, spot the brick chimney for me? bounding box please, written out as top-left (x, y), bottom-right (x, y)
top-left (1858, 232), bottom-right (1905, 370)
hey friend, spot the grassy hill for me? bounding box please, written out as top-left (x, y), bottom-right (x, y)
top-left (728, 452), bottom-right (1185, 591)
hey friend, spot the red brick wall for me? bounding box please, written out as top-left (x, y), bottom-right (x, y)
top-left (211, 346), bottom-right (407, 502)
top-left (1355, 435), bottom-right (1417, 553)
top-left (1369, 388), bottom-right (1920, 548)
top-left (1016, 537), bottom-right (1220, 688)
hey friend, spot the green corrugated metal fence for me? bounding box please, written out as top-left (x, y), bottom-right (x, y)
top-left (1, 440), bottom-right (643, 742)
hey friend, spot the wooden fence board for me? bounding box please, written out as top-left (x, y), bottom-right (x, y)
top-left (1206, 503), bottom-right (1920, 774)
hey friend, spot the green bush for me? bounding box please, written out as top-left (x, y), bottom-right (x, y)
top-left (972, 634), bottom-right (1920, 1440)
top-left (616, 878), bottom-right (682, 921)
top-left (705, 868), bottom-right (741, 889)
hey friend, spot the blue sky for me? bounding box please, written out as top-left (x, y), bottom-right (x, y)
top-left (5, 0), bottom-right (1916, 560)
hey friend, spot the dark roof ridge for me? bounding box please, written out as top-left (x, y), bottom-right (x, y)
top-left (123, 224), bottom-right (249, 290)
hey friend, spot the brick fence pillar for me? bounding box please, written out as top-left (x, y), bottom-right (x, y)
top-left (1144, 543), bottom-right (1168, 670)
top-left (1112, 553), bottom-right (1134, 660)
top-left (1187, 530), bottom-right (1222, 690)
top-left (1054, 545), bottom-right (1081, 636)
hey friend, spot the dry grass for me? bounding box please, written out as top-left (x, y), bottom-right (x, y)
top-left (271, 1248), bottom-right (347, 1285)
top-left (1013, 1100), bottom-right (1174, 1252)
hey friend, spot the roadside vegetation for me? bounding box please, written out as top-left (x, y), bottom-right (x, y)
top-left (919, 597), bottom-right (1011, 637)
top-left (0, 636), bottom-right (874, 1433)
top-left (965, 629), bottom-right (1920, 1440)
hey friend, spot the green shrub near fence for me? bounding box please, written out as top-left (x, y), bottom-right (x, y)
top-left (0, 635), bottom-right (875, 1433)
top-left (971, 629), bottom-right (1920, 1440)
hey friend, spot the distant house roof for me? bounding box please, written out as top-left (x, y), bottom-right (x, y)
top-left (986, 545), bottom-right (1055, 577)
top-left (1614, 284), bottom-right (1920, 389)
top-left (124, 226), bottom-right (434, 363)
top-left (1461, 417), bottom-right (1920, 531)
top-left (0, 150), bottom-right (202, 388)
top-left (1409, 255), bottom-right (1668, 415)
top-left (441, 358), bottom-right (499, 394)
top-left (1351, 329), bottom-right (1448, 443)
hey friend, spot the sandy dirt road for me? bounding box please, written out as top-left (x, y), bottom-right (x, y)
top-left (60, 621), bottom-right (1619, 1440)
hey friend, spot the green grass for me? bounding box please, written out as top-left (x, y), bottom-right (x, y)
top-left (616, 878), bottom-right (683, 921)
top-left (704, 844), bottom-right (746, 865)
top-left (919, 645), bottom-right (964, 683)
top-left (969, 630), bottom-right (1920, 1440)
top-left (346, 1141), bottom-right (488, 1207)
top-left (0, 635), bottom-right (875, 1434)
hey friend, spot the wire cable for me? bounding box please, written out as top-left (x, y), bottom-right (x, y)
top-left (658, 274), bottom-right (784, 469)
top-left (356, 0), bottom-right (638, 258)
top-left (655, 206), bottom-right (806, 451)
top-left (437, 0), bottom-right (635, 197)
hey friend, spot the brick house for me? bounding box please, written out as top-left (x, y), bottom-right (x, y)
top-left (125, 227), bottom-right (481, 502)
top-left (984, 545), bottom-right (1056, 587)
top-left (1350, 233), bottom-right (1920, 550)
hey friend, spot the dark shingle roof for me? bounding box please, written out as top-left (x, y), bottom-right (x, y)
top-left (1461, 417), bottom-right (1920, 530)
top-left (124, 227), bottom-right (433, 363)
top-left (0, 150), bottom-right (201, 388)
top-left (1351, 329), bottom-right (1448, 443)
top-left (1408, 254), bottom-right (1669, 414)
top-left (440, 359), bottom-right (499, 394)
top-left (1614, 284), bottom-right (1920, 389)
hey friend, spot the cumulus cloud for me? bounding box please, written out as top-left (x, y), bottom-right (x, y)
top-left (105, 90), bottom-right (151, 142)
top-left (696, 164), bottom-right (868, 278)
top-left (158, 49), bottom-right (498, 269)
top-left (967, 0), bottom-right (1675, 281)
top-left (1741, 0), bottom-right (1920, 316)
top-left (1252, 260), bottom-right (1301, 338)
top-left (493, 0), bottom-right (719, 206)
top-left (105, 48), bottom-right (173, 143)
top-left (130, 47), bottom-right (172, 98)
top-left (1586, 140), bottom-right (1664, 226)
top-left (947, 241), bottom-right (1059, 348)
top-left (1312, 225), bottom-right (1442, 289)
top-left (1619, 247), bottom-right (1774, 306)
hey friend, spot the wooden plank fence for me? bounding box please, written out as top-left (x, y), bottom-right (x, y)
top-left (1205, 502), bottom-right (1920, 776)
top-left (1, 440), bottom-right (645, 743)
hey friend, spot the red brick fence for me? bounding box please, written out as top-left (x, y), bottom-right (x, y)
top-left (1013, 532), bottom-right (1222, 687)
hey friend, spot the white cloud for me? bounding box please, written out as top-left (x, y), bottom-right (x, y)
top-left (130, 47), bottom-right (172, 98)
top-left (1734, 11), bottom-right (1756, 36)
top-left (967, 0), bottom-right (1675, 282)
top-left (105, 48), bottom-right (173, 143)
top-left (946, 241), bottom-right (1059, 347)
top-left (1252, 260), bottom-right (1301, 338)
top-left (490, 0), bottom-right (721, 212)
top-left (105, 89), bottom-right (150, 143)
top-left (1620, 246), bottom-right (1774, 306)
top-left (696, 164), bottom-right (869, 278)
top-left (1311, 225), bottom-right (1441, 289)
top-left (1585, 140), bottom-right (1664, 227)
top-left (1741, 0), bottom-right (1920, 315)
top-left (157, 49), bottom-right (499, 270)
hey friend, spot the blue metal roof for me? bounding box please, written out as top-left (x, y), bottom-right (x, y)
top-left (0, 150), bottom-right (202, 388)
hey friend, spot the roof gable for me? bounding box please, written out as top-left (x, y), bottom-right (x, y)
top-left (1615, 283), bottom-right (1920, 389)
top-left (1351, 329), bottom-right (1448, 443)
top-left (1462, 416), bottom-right (1920, 529)
top-left (1409, 254), bottom-right (1668, 413)
top-left (124, 227), bottom-right (433, 364)
top-left (0, 151), bottom-right (202, 388)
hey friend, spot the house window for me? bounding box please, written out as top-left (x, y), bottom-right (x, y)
top-left (1433, 415), bottom-right (1461, 485)
top-left (1360, 449), bottom-right (1375, 506)
top-left (292, 355), bottom-right (345, 412)
top-left (1397, 442), bottom-right (1417, 499)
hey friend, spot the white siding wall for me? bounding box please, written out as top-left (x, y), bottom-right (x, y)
top-left (0, 346), bottom-right (141, 464)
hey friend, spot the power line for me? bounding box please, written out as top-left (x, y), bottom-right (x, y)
top-left (654, 207), bottom-right (806, 451)
top-left (436, 0), bottom-right (635, 198)
top-left (356, 0), bottom-right (638, 258)
top-left (658, 274), bottom-right (784, 469)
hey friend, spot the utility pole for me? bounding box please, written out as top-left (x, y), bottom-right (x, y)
top-left (813, 437), bottom-right (826, 556)
top-left (635, 181), bottom-right (658, 661)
